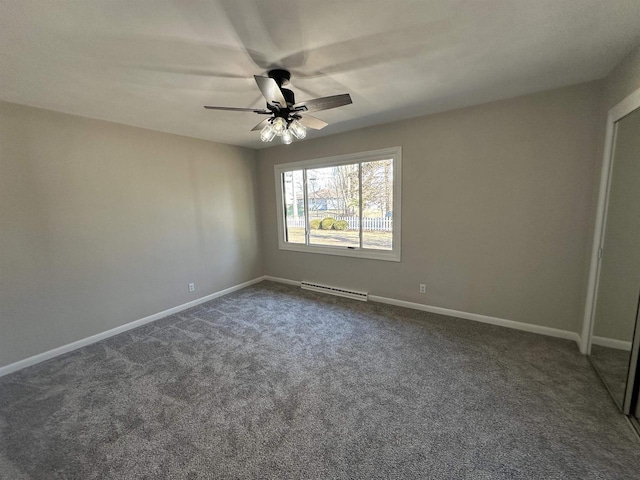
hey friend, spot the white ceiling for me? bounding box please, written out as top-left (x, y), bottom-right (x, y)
top-left (1, 1), bottom-right (639, 150)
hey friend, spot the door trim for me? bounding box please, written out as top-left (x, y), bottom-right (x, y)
top-left (581, 86), bottom-right (640, 355)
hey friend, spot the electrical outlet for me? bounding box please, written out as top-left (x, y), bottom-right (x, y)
top-left (188, 283), bottom-right (195, 292)
top-left (419, 284), bottom-right (426, 294)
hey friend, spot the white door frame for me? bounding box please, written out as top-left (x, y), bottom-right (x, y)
top-left (580, 85), bottom-right (640, 354)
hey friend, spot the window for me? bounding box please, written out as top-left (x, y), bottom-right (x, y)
top-left (275, 147), bottom-right (401, 261)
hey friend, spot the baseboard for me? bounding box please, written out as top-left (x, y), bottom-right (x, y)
top-left (264, 276), bottom-right (581, 346)
top-left (0, 276), bottom-right (267, 377)
top-left (591, 335), bottom-right (632, 351)
top-left (264, 275), bottom-right (301, 286)
top-left (369, 294), bottom-right (581, 344)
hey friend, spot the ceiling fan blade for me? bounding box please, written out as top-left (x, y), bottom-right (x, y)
top-left (299, 115), bottom-right (328, 130)
top-left (136, 65), bottom-right (246, 79)
top-left (204, 106), bottom-right (270, 114)
top-left (251, 118), bottom-right (271, 131)
top-left (254, 75), bottom-right (288, 109)
top-left (293, 94), bottom-right (352, 113)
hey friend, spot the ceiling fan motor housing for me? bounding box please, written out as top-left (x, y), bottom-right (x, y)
top-left (281, 88), bottom-right (295, 107)
top-left (267, 69), bottom-right (291, 86)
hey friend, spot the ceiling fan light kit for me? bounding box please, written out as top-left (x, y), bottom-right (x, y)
top-left (259, 116), bottom-right (307, 144)
top-left (204, 69), bottom-right (352, 145)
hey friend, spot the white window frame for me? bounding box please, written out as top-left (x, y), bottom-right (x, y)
top-left (274, 146), bottom-right (402, 262)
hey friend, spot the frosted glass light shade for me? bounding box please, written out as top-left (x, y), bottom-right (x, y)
top-left (260, 123), bottom-right (276, 142)
top-left (281, 128), bottom-right (293, 145)
top-left (272, 117), bottom-right (287, 136)
top-left (289, 119), bottom-right (307, 139)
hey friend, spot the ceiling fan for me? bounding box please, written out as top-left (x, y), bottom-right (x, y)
top-left (204, 69), bottom-right (352, 144)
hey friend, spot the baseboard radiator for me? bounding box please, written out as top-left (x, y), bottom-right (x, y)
top-left (301, 281), bottom-right (368, 301)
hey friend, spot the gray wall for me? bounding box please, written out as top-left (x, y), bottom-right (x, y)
top-left (0, 101), bottom-right (262, 367)
top-left (258, 82), bottom-right (603, 334)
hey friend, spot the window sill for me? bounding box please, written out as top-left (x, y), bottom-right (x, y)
top-left (278, 242), bottom-right (401, 262)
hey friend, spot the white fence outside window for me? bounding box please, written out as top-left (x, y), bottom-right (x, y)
top-left (285, 216), bottom-right (393, 231)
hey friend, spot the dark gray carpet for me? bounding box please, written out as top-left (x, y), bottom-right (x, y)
top-left (1, 281), bottom-right (639, 479)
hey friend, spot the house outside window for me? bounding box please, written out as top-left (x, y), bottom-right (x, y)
top-left (274, 147), bottom-right (401, 261)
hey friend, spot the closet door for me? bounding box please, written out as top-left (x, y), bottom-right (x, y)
top-left (590, 106), bottom-right (640, 411)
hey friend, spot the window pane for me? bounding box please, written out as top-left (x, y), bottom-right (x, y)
top-left (362, 159), bottom-right (393, 250)
top-left (307, 164), bottom-right (360, 248)
top-left (282, 170), bottom-right (305, 244)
